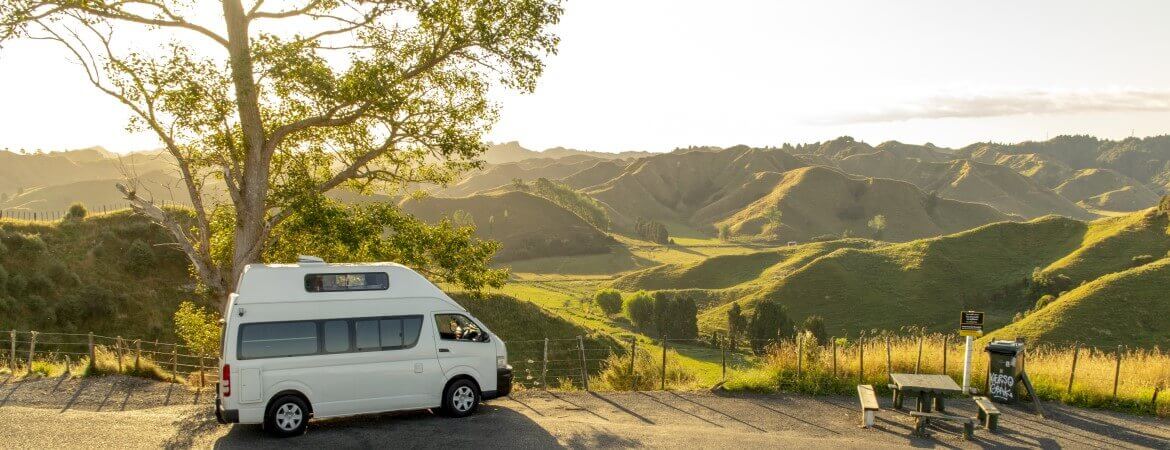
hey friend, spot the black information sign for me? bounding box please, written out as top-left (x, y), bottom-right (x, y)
top-left (960, 311), bottom-right (984, 337)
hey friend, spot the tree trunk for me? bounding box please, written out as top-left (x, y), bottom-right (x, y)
top-left (221, 0), bottom-right (271, 306)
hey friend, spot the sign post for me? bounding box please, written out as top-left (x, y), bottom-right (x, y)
top-left (959, 311), bottom-right (985, 394)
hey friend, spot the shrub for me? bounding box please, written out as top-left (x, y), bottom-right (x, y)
top-left (749, 301), bottom-right (793, 354)
top-left (801, 315), bottom-right (828, 345)
top-left (125, 239), bottom-right (155, 275)
top-left (597, 347), bottom-right (697, 390)
top-left (174, 301), bottom-right (222, 358)
top-left (7, 273), bottom-right (27, 296)
top-left (727, 302), bottom-right (746, 348)
top-left (625, 291), bottom-right (654, 330)
top-left (0, 265), bottom-right (7, 295)
top-left (649, 292), bottom-right (697, 340)
top-left (66, 203), bottom-right (87, 220)
top-left (1131, 254), bottom-right (1156, 267)
top-left (1035, 294), bottom-right (1057, 311)
top-left (594, 289), bottom-right (623, 315)
top-left (26, 273), bottom-right (54, 294)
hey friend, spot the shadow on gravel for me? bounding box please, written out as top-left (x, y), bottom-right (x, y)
top-left (208, 406), bottom-right (565, 449)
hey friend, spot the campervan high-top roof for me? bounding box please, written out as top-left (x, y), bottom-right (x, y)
top-left (233, 258), bottom-right (452, 305)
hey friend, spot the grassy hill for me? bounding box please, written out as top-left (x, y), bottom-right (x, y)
top-left (0, 148), bottom-right (175, 199)
top-left (985, 257), bottom-right (1170, 347)
top-left (585, 146), bottom-right (807, 231)
top-left (1039, 207), bottom-right (1170, 284)
top-left (716, 166), bottom-right (1014, 243)
top-left (837, 152), bottom-right (1092, 219)
top-left (699, 215), bottom-right (1090, 335)
top-left (0, 211), bottom-right (201, 340)
top-left (1055, 169), bottom-right (1159, 211)
top-left (399, 191), bottom-right (614, 262)
top-left (0, 170), bottom-right (192, 214)
top-left (432, 157), bottom-right (601, 197)
top-left (609, 239), bottom-right (879, 291)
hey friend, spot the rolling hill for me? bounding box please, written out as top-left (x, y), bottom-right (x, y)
top-left (837, 151), bottom-right (1093, 219)
top-left (715, 166), bottom-right (1015, 243)
top-left (431, 157), bottom-right (603, 197)
top-left (399, 191), bottom-right (614, 262)
top-left (1054, 168), bottom-right (1160, 211)
top-left (984, 257), bottom-right (1170, 348)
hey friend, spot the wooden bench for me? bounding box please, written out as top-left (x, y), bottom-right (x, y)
top-left (973, 396), bottom-right (1001, 432)
top-left (857, 384), bottom-right (880, 428)
top-left (910, 411), bottom-right (975, 440)
top-left (888, 383), bottom-right (903, 409)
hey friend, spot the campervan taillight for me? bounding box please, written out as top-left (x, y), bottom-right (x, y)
top-left (222, 364), bottom-right (231, 397)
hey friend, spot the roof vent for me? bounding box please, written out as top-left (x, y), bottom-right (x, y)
top-left (297, 255), bottom-right (326, 264)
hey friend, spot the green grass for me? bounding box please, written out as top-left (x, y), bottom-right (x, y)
top-left (1040, 208), bottom-right (1170, 284)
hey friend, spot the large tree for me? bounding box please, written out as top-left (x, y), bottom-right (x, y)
top-left (1, 0), bottom-right (562, 306)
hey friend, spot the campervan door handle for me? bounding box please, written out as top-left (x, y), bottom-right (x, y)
top-left (438, 348), bottom-right (450, 353)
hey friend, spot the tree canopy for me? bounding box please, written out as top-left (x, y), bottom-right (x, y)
top-left (2, 0), bottom-right (563, 305)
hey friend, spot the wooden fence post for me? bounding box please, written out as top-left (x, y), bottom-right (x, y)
top-left (8, 330), bottom-right (15, 371)
top-left (577, 335), bottom-right (589, 391)
top-left (88, 332), bottom-right (95, 369)
top-left (540, 338), bottom-right (549, 390)
top-left (171, 345), bottom-right (178, 384)
top-left (115, 337), bottom-right (123, 373)
top-left (199, 355), bottom-right (206, 388)
top-left (831, 338), bottom-right (838, 377)
top-left (26, 331), bottom-right (38, 375)
top-left (1152, 384), bottom-right (1162, 412)
top-left (885, 336), bottom-right (892, 378)
top-left (630, 338), bottom-right (638, 391)
top-left (915, 335), bottom-right (923, 374)
top-left (797, 335), bottom-right (804, 378)
top-left (134, 340), bottom-right (141, 371)
top-left (721, 337), bottom-right (727, 383)
top-left (661, 337), bottom-right (668, 391)
top-left (858, 336), bottom-right (865, 383)
top-left (1112, 345), bottom-right (1123, 400)
top-left (942, 335), bottom-right (949, 376)
top-left (1067, 342), bottom-right (1080, 395)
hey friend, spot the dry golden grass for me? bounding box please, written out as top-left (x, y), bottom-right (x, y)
top-left (724, 333), bottom-right (1170, 417)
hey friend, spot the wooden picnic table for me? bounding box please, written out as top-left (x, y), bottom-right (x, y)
top-left (889, 373), bottom-right (963, 413)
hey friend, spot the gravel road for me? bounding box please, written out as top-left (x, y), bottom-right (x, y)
top-left (1, 374), bottom-right (1167, 449)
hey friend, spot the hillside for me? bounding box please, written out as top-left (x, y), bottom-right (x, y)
top-left (961, 135), bottom-right (1170, 194)
top-left (482, 141), bottom-right (652, 164)
top-left (1055, 169), bottom-right (1160, 211)
top-left (0, 148), bottom-right (174, 198)
top-left (0, 211), bottom-right (200, 340)
top-left (399, 191), bottom-right (614, 262)
top-left (985, 258), bottom-right (1170, 348)
top-left (837, 152), bottom-right (1093, 219)
top-left (699, 216), bottom-right (1090, 335)
top-left (0, 170), bottom-right (192, 213)
top-left (1039, 207), bottom-right (1170, 284)
top-left (609, 239), bottom-right (880, 291)
top-left (716, 166), bottom-right (1015, 243)
top-left (584, 146), bottom-right (807, 230)
top-left (432, 157), bottom-right (601, 197)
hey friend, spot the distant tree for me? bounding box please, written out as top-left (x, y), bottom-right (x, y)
top-left (634, 217), bottom-right (670, 244)
top-left (625, 291), bottom-right (655, 330)
top-left (867, 215), bottom-right (887, 240)
top-left (594, 289), bottom-right (623, 315)
top-left (726, 302), bottom-right (746, 348)
top-left (748, 301), bottom-right (793, 354)
top-left (652, 291), bottom-right (671, 337)
top-left (451, 210), bottom-right (476, 228)
top-left (173, 301), bottom-right (221, 358)
top-left (512, 178), bottom-right (529, 191)
top-left (1159, 195), bottom-right (1170, 214)
top-left (764, 204), bottom-right (783, 227)
top-left (801, 315), bottom-right (828, 345)
top-left (66, 203), bottom-right (87, 220)
top-left (717, 223), bottom-right (732, 241)
top-left (0, 265), bottom-right (8, 296)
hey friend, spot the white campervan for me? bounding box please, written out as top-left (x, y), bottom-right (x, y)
top-left (214, 257), bottom-right (512, 437)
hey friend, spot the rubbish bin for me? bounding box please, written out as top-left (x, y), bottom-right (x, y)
top-left (986, 340), bottom-right (1026, 403)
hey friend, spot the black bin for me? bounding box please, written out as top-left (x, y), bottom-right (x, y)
top-left (985, 340), bottom-right (1026, 403)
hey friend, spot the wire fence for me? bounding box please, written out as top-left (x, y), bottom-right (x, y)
top-left (0, 201), bottom-right (189, 222)
top-left (0, 329), bottom-right (218, 388)
top-left (1, 328), bottom-right (1166, 416)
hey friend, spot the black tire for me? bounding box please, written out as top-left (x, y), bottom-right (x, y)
top-left (441, 379), bottom-right (480, 418)
top-left (264, 395), bottom-right (309, 437)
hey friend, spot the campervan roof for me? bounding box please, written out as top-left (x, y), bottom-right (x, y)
top-left (234, 260), bottom-right (452, 304)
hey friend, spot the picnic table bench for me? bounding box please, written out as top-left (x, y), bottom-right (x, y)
top-left (910, 411), bottom-right (975, 439)
top-left (888, 373), bottom-right (962, 413)
top-left (857, 384), bottom-right (879, 428)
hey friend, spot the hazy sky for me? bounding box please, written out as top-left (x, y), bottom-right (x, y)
top-left (3, 0), bottom-right (1170, 153)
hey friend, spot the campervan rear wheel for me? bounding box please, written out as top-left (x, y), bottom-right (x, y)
top-left (265, 395), bottom-right (309, 437)
top-left (442, 379), bottom-right (480, 418)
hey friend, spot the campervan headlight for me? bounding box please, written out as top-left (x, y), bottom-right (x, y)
top-left (497, 355), bottom-right (508, 369)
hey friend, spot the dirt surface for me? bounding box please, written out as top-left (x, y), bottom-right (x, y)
top-left (1, 374), bottom-right (1168, 449)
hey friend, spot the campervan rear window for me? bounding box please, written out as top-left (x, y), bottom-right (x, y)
top-left (304, 272), bottom-right (389, 292)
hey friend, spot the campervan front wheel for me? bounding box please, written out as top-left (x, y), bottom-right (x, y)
top-left (265, 395), bottom-right (309, 437)
top-left (442, 379), bottom-right (480, 418)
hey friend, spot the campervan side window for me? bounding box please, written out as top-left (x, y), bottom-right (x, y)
top-left (304, 272), bottom-right (389, 292)
top-left (239, 321), bottom-right (318, 359)
top-left (238, 315), bottom-right (424, 359)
